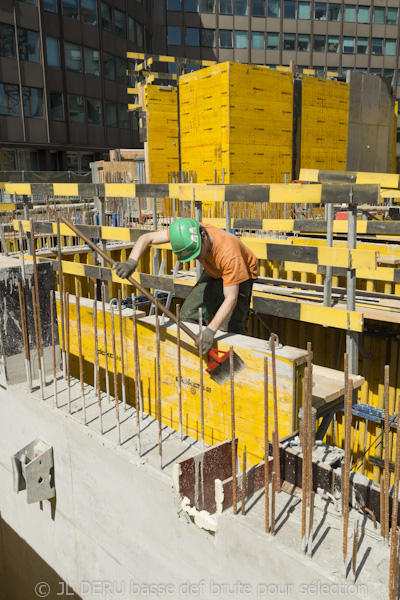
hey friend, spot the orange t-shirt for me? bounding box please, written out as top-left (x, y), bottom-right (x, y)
top-left (200, 224), bottom-right (258, 286)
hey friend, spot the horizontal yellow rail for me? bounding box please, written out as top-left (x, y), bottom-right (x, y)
top-left (300, 168), bottom-right (400, 190)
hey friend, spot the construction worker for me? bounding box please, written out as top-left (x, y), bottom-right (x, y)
top-left (112, 218), bottom-right (258, 354)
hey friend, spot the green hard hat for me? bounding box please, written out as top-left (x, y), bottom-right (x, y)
top-left (169, 218), bottom-right (201, 262)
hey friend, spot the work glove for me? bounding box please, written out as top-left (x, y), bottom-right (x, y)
top-left (112, 258), bottom-right (138, 279)
top-left (195, 327), bottom-right (215, 355)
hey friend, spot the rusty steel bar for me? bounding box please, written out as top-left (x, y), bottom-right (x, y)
top-left (241, 449), bottom-right (247, 516)
top-left (31, 285), bottom-right (44, 399)
top-left (18, 221), bottom-right (26, 282)
top-left (264, 356), bottom-right (269, 534)
top-left (271, 334), bottom-right (281, 493)
top-left (385, 364), bottom-right (390, 546)
top-left (352, 517), bottom-right (359, 583)
top-left (30, 220), bottom-right (45, 386)
top-left (17, 282), bottom-right (32, 392)
top-left (230, 347), bottom-right (237, 515)
top-left (380, 477), bottom-right (385, 540)
top-left (132, 293), bottom-right (143, 422)
top-left (177, 304), bottom-right (183, 441)
top-left (199, 308), bottom-right (204, 448)
top-left (101, 283), bottom-right (111, 403)
top-left (75, 291), bottom-right (87, 425)
top-left (155, 303), bottom-right (162, 468)
top-left (56, 218), bottom-right (66, 378)
top-left (307, 490), bottom-right (315, 558)
top-left (307, 353), bottom-right (314, 557)
top-left (343, 377), bottom-right (353, 578)
top-left (50, 290), bottom-right (58, 407)
top-left (118, 289), bottom-right (127, 412)
top-left (389, 393), bottom-right (400, 600)
top-left (271, 470), bottom-right (276, 535)
top-left (132, 296), bottom-right (141, 456)
top-left (302, 366), bottom-right (310, 554)
top-left (65, 292), bottom-right (71, 412)
top-left (111, 306), bottom-right (121, 445)
top-left (93, 286), bottom-right (103, 435)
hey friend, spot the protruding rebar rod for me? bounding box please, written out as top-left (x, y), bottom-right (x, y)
top-left (155, 302), bottom-right (162, 468)
top-left (65, 292), bottom-right (71, 412)
top-left (93, 286), bottom-right (103, 434)
top-left (111, 306), bottom-right (121, 445)
top-left (18, 221), bottom-right (26, 282)
top-left (380, 476), bottom-right (385, 540)
top-left (56, 218), bottom-right (66, 378)
top-left (343, 377), bottom-right (353, 578)
top-left (18, 282), bottom-right (32, 392)
top-left (118, 289), bottom-right (126, 411)
top-left (352, 516), bottom-right (359, 583)
top-left (30, 220), bottom-right (45, 386)
top-left (271, 471), bottom-right (276, 535)
top-left (302, 366), bottom-right (310, 554)
top-left (132, 296), bottom-right (141, 455)
top-left (31, 285), bottom-right (44, 399)
top-left (389, 393), bottom-right (400, 600)
top-left (101, 283), bottom-right (111, 403)
top-left (241, 449), bottom-right (247, 516)
top-left (50, 290), bottom-right (58, 407)
top-left (271, 333), bottom-right (281, 492)
top-left (230, 347), bottom-right (237, 515)
top-left (307, 490), bottom-right (315, 558)
top-left (264, 356), bottom-right (269, 534)
top-left (384, 364), bottom-right (390, 547)
top-left (177, 304), bottom-right (183, 440)
top-left (75, 291), bottom-right (87, 425)
top-left (199, 308), bottom-right (204, 448)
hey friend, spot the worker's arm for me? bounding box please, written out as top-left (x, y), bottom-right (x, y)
top-left (113, 230), bottom-right (169, 278)
top-left (195, 284), bottom-right (239, 354)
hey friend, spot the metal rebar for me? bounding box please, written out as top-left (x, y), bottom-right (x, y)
top-left (65, 292), bottom-right (71, 412)
top-left (230, 347), bottom-right (237, 515)
top-left (75, 291), bottom-right (87, 425)
top-left (30, 220), bottom-right (45, 386)
top-left (56, 218), bottom-right (66, 378)
top-left (118, 289), bottom-right (127, 411)
top-left (264, 356), bottom-right (269, 534)
top-left (351, 517), bottom-right (359, 582)
top-left (343, 377), bottom-right (353, 578)
top-left (50, 290), bottom-right (58, 407)
top-left (385, 364), bottom-right (390, 546)
top-left (389, 393), bottom-right (400, 600)
top-left (18, 221), bottom-right (26, 282)
top-left (380, 476), bottom-right (385, 540)
top-left (155, 302), bottom-right (162, 468)
top-left (18, 282), bottom-right (32, 392)
top-left (101, 283), bottom-right (111, 403)
top-left (199, 307), bottom-right (204, 448)
top-left (307, 490), bottom-right (315, 558)
top-left (302, 366), bottom-right (310, 554)
top-left (271, 471), bottom-right (276, 535)
top-left (271, 333), bottom-right (281, 492)
top-left (241, 449), bottom-right (247, 516)
top-left (31, 285), bottom-right (44, 399)
top-left (177, 304), bottom-right (183, 440)
top-left (132, 296), bottom-right (141, 455)
top-left (111, 306), bottom-right (121, 445)
top-left (93, 286), bottom-right (103, 434)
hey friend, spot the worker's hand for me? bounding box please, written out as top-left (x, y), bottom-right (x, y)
top-left (112, 259), bottom-right (138, 279)
top-left (195, 327), bottom-right (215, 354)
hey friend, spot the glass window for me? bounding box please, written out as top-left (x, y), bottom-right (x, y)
top-left (87, 97), bottom-right (102, 125)
top-left (202, 28), bottom-right (215, 47)
top-left (186, 0), bottom-right (199, 11)
top-left (298, 2), bottom-right (310, 19)
top-left (327, 36), bottom-right (339, 52)
top-left (46, 37), bottom-right (60, 67)
top-left (101, 2), bottom-right (112, 31)
top-left (358, 6), bottom-right (369, 23)
top-left (167, 0), bottom-right (181, 8)
top-left (220, 0), bottom-right (233, 12)
top-left (0, 83), bottom-right (20, 116)
top-left (313, 34), bottom-right (326, 52)
top-left (145, 30), bottom-right (153, 52)
top-left (266, 32), bottom-right (279, 50)
top-left (62, 0), bottom-right (79, 19)
top-left (68, 94), bottom-right (84, 123)
top-left (235, 0), bottom-right (248, 15)
top-left (235, 30), bottom-right (248, 48)
top-left (81, 0), bottom-right (97, 25)
top-left (385, 39), bottom-right (396, 56)
top-left (0, 151), bottom-right (16, 171)
top-left (0, 24), bottom-right (16, 58)
top-left (43, 0), bottom-right (57, 12)
top-left (118, 104), bottom-right (129, 129)
top-left (373, 7), bottom-right (385, 24)
top-left (371, 38), bottom-right (383, 55)
top-left (167, 26), bottom-right (181, 45)
top-left (314, 2), bottom-right (326, 20)
top-left (384, 69), bottom-right (395, 85)
top-left (328, 3), bottom-right (340, 21)
top-left (84, 47), bottom-right (100, 75)
top-left (103, 52), bottom-right (115, 79)
top-left (128, 17), bottom-right (136, 43)
top-left (18, 29), bottom-right (39, 62)
top-left (267, 0), bottom-right (279, 18)
top-left (220, 29), bottom-right (233, 47)
top-left (114, 9), bottom-right (126, 37)
top-left (137, 23), bottom-right (144, 48)
top-left (80, 154), bottom-right (94, 170)
top-left (283, 33), bottom-right (295, 51)
top-left (66, 152), bottom-right (78, 169)
top-left (252, 31), bottom-right (264, 49)
top-left (18, 151), bottom-right (38, 171)
top-left (387, 7), bottom-right (398, 25)
top-left (186, 27), bottom-right (200, 46)
top-left (283, 0), bottom-right (295, 18)
top-left (116, 57), bottom-right (127, 84)
top-left (357, 37), bottom-right (368, 54)
top-left (298, 34), bottom-right (310, 51)
top-left (65, 42), bottom-right (82, 72)
top-left (201, 0), bottom-right (215, 12)
top-left (50, 91), bottom-right (64, 121)
top-left (105, 101), bottom-right (117, 127)
top-left (252, 0), bottom-right (264, 17)
top-left (344, 5), bottom-right (356, 22)
top-left (343, 36), bottom-right (355, 54)
top-left (22, 86), bottom-right (43, 118)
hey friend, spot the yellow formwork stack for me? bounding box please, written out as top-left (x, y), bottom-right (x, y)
top-left (300, 76), bottom-right (349, 172)
top-left (179, 62), bottom-right (293, 184)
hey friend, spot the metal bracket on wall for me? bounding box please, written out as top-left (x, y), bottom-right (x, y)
top-left (12, 439), bottom-right (55, 504)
